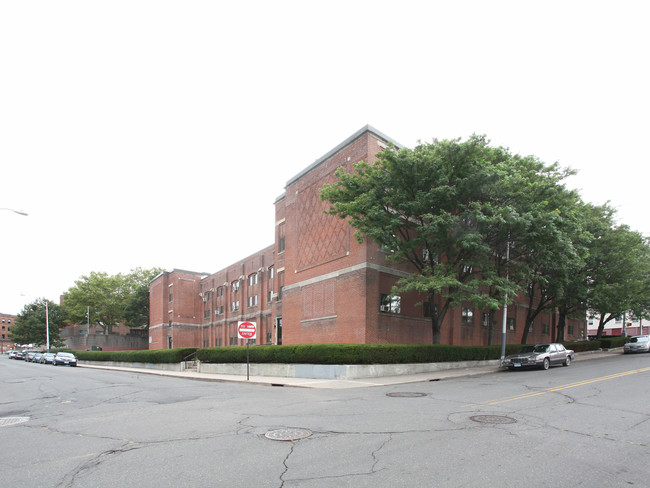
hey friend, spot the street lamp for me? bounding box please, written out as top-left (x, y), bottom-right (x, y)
top-left (0, 208), bottom-right (28, 216)
top-left (500, 238), bottom-right (510, 366)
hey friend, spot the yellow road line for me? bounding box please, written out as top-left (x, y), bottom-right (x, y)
top-left (464, 366), bottom-right (650, 407)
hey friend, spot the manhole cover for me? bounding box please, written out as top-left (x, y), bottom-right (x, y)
top-left (386, 392), bottom-right (427, 398)
top-left (264, 428), bottom-right (313, 441)
top-left (0, 417), bottom-right (29, 427)
top-left (470, 415), bottom-right (516, 424)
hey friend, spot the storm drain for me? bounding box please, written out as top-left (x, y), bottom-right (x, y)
top-left (0, 417), bottom-right (29, 427)
top-left (264, 428), bottom-right (313, 441)
top-left (386, 392), bottom-right (427, 398)
top-left (470, 415), bottom-right (516, 424)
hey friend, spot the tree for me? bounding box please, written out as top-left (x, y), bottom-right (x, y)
top-left (320, 135), bottom-right (575, 344)
top-left (122, 267), bottom-right (163, 328)
top-left (10, 298), bottom-right (68, 347)
top-left (585, 209), bottom-right (650, 338)
top-left (62, 267), bottom-right (162, 333)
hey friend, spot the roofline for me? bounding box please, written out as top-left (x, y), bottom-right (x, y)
top-left (285, 125), bottom-right (402, 188)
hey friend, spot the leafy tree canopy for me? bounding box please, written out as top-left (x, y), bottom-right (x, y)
top-left (10, 298), bottom-right (68, 348)
top-left (62, 267), bottom-right (162, 333)
top-left (320, 135), bottom-right (597, 344)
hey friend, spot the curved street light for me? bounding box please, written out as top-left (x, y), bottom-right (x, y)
top-left (0, 208), bottom-right (28, 216)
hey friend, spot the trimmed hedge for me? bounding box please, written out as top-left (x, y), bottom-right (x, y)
top-left (73, 348), bottom-right (197, 363)
top-left (197, 343), bottom-right (541, 365)
top-left (72, 340), bottom-right (612, 365)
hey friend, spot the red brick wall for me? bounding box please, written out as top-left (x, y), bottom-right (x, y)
top-left (148, 126), bottom-right (586, 350)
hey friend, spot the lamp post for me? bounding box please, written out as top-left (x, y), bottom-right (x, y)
top-left (500, 237), bottom-right (510, 366)
top-left (45, 301), bottom-right (50, 352)
top-left (0, 208), bottom-right (28, 216)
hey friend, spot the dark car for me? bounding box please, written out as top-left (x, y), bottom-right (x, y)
top-left (13, 351), bottom-right (25, 360)
top-left (53, 352), bottom-right (77, 367)
top-left (24, 351), bottom-right (39, 362)
top-left (40, 353), bottom-right (56, 364)
top-left (503, 343), bottom-right (574, 370)
top-left (32, 352), bottom-right (43, 363)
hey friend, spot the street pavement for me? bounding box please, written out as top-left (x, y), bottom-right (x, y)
top-left (79, 348), bottom-right (621, 389)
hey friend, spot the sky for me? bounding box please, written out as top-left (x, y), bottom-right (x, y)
top-left (1, 1), bottom-right (648, 315)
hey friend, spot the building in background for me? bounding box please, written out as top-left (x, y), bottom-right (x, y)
top-left (587, 315), bottom-right (649, 337)
top-left (149, 126), bottom-right (585, 349)
top-left (1, 312), bottom-right (17, 353)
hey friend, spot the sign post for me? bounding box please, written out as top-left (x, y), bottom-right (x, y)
top-left (237, 321), bottom-right (257, 380)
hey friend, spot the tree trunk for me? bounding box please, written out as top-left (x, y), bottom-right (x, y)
top-left (487, 309), bottom-right (495, 346)
top-left (596, 315), bottom-right (608, 339)
top-left (556, 309), bottom-right (566, 342)
top-left (429, 294), bottom-right (449, 345)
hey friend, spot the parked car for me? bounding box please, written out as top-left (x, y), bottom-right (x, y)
top-left (503, 343), bottom-right (575, 370)
top-left (32, 352), bottom-right (43, 363)
top-left (13, 351), bottom-right (25, 360)
top-left (8, 350), bottom-right (18, 359)
top-left (24, 351), bottom-right (39, 362)
top-left (623, 335), bottom-right (650, 354)
top-left (53, 352), bottom-right (77, 367)
top-left (40, 353), bottom-right (56, 364)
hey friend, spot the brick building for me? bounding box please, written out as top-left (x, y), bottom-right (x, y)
top-left (1, 312), bottom-right (17, 353)
top-left (149, 126), bottom-right (585, 349)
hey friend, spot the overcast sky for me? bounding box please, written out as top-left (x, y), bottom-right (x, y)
top-left (1, 1), bottom-right (648, 315)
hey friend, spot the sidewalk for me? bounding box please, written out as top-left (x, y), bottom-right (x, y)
top-left (79, 348), bottom-right (621, 389)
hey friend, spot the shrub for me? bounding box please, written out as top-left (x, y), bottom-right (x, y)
top-left (74, 348), bottom-right (197, 363)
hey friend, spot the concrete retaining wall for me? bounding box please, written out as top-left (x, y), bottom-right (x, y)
top-left (80, 359), bottom-right (500, 379)
top-left (198, 360), bottom-right (500, 379)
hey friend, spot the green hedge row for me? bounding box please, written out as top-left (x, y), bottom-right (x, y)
top-left (72, 348), bottom-right (197, 363)
top-left (71, 339), bottom-right (616, 365)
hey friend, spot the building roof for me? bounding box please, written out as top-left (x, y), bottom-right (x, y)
top-left (284, 124), bottom-right (402, 191)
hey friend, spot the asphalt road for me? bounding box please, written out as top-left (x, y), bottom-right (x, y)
top-left (1, 353), bottom-right (649, 488)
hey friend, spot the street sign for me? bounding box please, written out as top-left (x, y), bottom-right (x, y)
top-left (238, 321), bottom-right (257, 339)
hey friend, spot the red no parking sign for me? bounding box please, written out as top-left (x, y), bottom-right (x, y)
top-left (238, 321), bottom-right (257, 340)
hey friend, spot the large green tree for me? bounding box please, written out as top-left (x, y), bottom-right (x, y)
top-left (10, 298), bottom-right (68, 348)
top-left (62, 267), bottom-right (162, 333)
top-left (320, 135), bottom-right (575, 344)
top-left (122, 267), bottom-right (163, 328)
top-left (585, 209), bottom-right (650, 337)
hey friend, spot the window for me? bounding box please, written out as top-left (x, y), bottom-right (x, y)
top-left (168, 292), bottom-right (173, 302)
top-left (278, 223), bottom-right (286, 252)
top-left (482, 313), bottom-right (490, 327)
top-left (249, 274), bottom-right (258, 286)
top-left (266, 331), bottom-right (272, 344)
top-left (542, 323), bottom-right (550, 334)
top-left (231, 281), bottom-right (240, 292)
top-left (269, 267), bottom-right (274, 279)
top-left (380, 294), bottom-right (401, 313)
top-left (568, 325), bottom-right (574, 335)
top-left (203, 309), bottom-right (210, 319)
top-left (231, 301), bottom-right (239, 312)
top-left (248, 295), bottom-right (258, 307)
top-left (462, 307), bottom-right (474, 325)
top-left (268, 290), bottom-right (274, 302)
top-left (216, 287), bottom-right (223, 297)
top-left (507, 318), bottom-right (515, 331)
top-left (423, 302), bottom-right (438, 318)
